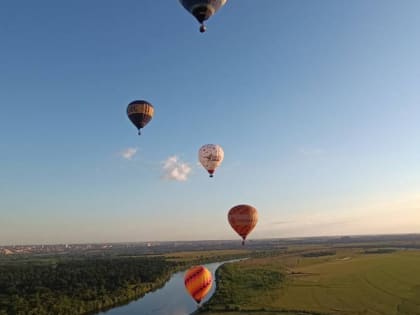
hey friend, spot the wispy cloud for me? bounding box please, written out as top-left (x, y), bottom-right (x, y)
top-left (270, 220), bottom-right (292, 225)
top-left (256, 194), bottom-right (420, 238)
top-left (120, 147), bottom-right (138, 160)
top-left (162, 156), bottom-right (191, 181)
top-left (298, 147), bottom-right (324, 156)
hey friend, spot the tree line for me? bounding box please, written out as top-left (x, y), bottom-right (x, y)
top-left (0, 256), bottom-right (178, 315)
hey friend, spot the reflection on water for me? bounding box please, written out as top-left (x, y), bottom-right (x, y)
top-left (98, 261), bottom-right (232, 315)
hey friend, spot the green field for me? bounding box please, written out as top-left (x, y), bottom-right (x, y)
top-left (165, 249), bottom-right (250, 262)
top-left (200, 249), bottom-right (420, 315)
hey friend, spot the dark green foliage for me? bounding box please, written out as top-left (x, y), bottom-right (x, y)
top-left (301, 251), bottom-right (336, 258)
top-left (363, 248), bottom-right (397, 254)
top-left (0, 257), bottom-right (178, 315)
top-left (204, 263), bottom-right (285, 310)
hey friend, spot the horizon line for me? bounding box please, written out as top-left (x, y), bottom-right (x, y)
top-left (1, 232), bottom-right (420, 247)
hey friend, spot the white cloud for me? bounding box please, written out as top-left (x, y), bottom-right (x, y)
top-left (162, 156), bottom-right (191, 181)
top-left (120, 147), bottom-right (138, 160)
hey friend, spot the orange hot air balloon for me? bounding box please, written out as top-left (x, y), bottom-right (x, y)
top-left (228, 204), bottom-right (258, 245)
top-left (184, 265), bottom-right (213, 304)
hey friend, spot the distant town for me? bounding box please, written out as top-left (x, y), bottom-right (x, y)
top-left (2, 233), bottom-right (420, 256)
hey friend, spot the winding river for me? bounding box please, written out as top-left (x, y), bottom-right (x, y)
top-left (98, 260), bottom-right (237, 315)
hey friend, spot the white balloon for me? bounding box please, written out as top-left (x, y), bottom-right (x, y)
top-left (198, 144), bottom-right (224, 177)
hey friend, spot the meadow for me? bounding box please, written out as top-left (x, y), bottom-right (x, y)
top-left (199, 248), bottom-right (420, 315)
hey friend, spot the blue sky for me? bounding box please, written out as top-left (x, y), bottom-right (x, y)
top-left (1, 0), bottom-right (420, 245)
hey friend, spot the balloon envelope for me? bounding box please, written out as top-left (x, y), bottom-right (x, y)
top-left (184, 265), bottom-right (213, 304)
top-left (179, 0), bottom-right (227, 32)
top-left (198, 144), bottom-right (224, 177)
top-left (127, 100), bottom-right (154, 134)
top-left (228, 204), bottom-right (258, 244)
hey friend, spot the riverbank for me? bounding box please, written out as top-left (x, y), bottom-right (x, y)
top-left (98, 259), bottom-right (247, 315)
top-left (0, 250), bottom-right (251, 315)
top-left (90, 252), bottom-right (250, 315)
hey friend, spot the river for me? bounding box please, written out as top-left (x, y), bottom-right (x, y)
top-left (98, 260), bottom-right (237, 315)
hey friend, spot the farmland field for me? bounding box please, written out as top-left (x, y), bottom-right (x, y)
top-left (199, 249), bottom-right (420, 315)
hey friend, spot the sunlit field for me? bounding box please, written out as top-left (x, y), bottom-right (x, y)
top-left (200, 249), bottom-right (420, 315)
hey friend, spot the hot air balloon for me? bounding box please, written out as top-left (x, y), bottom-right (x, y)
top-left (184, 265), bottom-right (213, 304)
top-left (179, 0), bottom-right (228, 33)
top-left (199, 144), bottom-right (224, 178)
top-left (228, 204), bottom-right (258, 245)
top-left (127, 100), bottom-right (154, 135)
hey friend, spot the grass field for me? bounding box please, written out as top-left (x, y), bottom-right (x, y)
top-left (199, 249), bottom-right (420, 315)
top-left (165, 249), bottom-right (250, 262)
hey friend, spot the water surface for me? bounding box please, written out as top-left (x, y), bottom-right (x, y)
top-left (99, 260), bottom-right (233, 315)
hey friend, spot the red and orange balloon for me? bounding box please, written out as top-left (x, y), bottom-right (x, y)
top-left (228, 204), bottom-right (258, 245)
top-left (184, 265), bottom-right (213, 304)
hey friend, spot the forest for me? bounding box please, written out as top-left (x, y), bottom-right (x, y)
top-left (0, 256), bottom-right (178, 315)
top-left (0, 249), bottom-right (251, 315)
